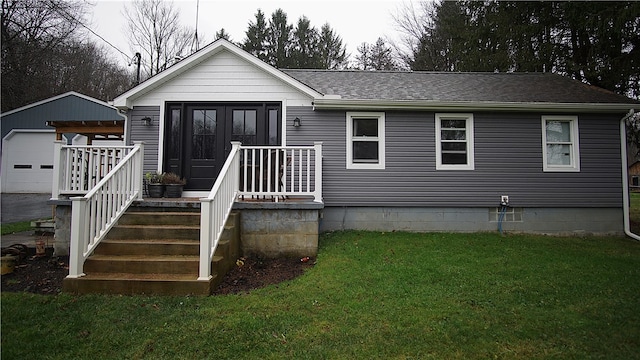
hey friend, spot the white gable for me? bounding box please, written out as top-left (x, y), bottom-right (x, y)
top-left (114, 40), bottom-right (320, 108)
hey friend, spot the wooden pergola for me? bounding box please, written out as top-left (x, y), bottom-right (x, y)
top-left (47, 120), bottom-right (124, 144)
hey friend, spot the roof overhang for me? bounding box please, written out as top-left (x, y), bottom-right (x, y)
top-left (46, 120), bottom-right (124, 142)
top-left (312, 98), bottom-right (640, 114)
top-left (112, 39), bottom-right (323, 109)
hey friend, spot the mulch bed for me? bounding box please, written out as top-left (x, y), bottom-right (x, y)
top-left (1, 249), bottom-right (314, 296)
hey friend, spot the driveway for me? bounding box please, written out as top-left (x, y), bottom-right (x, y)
top-left (1, 193), bottom-right (53, 224)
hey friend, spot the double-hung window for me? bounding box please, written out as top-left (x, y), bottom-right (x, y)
top-left (542, 116), bottom-right (580, 172)
top-left (346, 112), bottom-right (385, 169)
top-left (435, 113), bottom-right (475, 170)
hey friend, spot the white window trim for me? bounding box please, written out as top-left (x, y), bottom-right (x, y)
top-left (541, 115), bottom-right (580, 172)
top-left (435, 113), bottom-right (475, 170)
top-left (346, 112), bottom-right (386, 170)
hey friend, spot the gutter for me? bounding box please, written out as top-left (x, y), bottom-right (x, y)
top-left (620, 109), bottom-right (640, 241)
top-left (313, 98), bottom-right (638, 113)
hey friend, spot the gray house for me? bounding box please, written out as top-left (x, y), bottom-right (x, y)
top-left (112, 39), bottom-right (640, 235)
top-left (1, 92), bottom-right (124, 193)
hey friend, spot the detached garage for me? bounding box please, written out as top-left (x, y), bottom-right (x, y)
top-left (1, 92), bottom-right (125, 193)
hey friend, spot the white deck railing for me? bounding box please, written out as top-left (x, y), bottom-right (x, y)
top-left (52, 141), bottom-right (135, 199)
top-left (199, 142), bottom-right (322, 280)
top-left (67, 143), bottom-right (144, 278)
top-left (238, 142), bottom-right (323, 203)
top-left (199, 142), bottom-right (241, 281)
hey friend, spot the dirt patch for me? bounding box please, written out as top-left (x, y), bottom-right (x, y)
top-left (1, 251), bottom-right (314, 295)
top-left (1, 251), bottom-right (68, 295)
top-left (214, 257), bottom-right (314, 295)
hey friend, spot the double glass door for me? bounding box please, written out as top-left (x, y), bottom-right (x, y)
top-left (164, 103), bottom-right (281, 190)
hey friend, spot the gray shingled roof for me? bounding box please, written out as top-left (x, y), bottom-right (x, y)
top-left (282, 70), bottom-right (639, 104)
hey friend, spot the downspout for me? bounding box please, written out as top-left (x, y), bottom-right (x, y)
top-left (620, 109), bottom-right (640, 241)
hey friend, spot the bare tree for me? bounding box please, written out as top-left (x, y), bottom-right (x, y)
top-left (1, 0), bottom-right (132, 111)
top-left (391, 0), bottom-right (435, 67)
top-left (123, 0), bottom-right (196, 79)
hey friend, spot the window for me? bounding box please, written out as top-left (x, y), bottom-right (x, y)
top-left (346, 112), bottom-right (385, 169)
top-left (542, 116), bottom-right (580, 172)
top-left (435, 113), bottom-right (475, 170)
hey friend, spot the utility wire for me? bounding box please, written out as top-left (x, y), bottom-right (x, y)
top-left (49, 1), bottom-right (139, 66)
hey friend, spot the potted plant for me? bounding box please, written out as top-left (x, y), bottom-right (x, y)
top-left (145, 172), bottom-right (164, 198)
top-left (162, 172), bottom-right (186, 198)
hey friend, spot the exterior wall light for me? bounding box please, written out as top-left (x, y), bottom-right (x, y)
top-left (293, 117), bottom-right (301, 127)
top-left (141, 116), bottom-right (153, 126)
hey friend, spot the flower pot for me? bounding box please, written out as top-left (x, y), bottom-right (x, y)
top-left (148, 183), bottom-right (165, 198)
top-left (165, 184), bottom-right (183, 198)
top-left (1, 255), bottom-right (17, 275)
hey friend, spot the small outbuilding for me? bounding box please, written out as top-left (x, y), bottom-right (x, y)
top-left (1, 92), bottom-right (124, 193)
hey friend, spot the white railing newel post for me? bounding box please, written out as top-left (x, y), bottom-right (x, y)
top-left (68, 197), bottom-right (87, 278)
top-left (133, 142), bottom-right (145, 200)
top-left (52, 140), bottom-right (65, 200)
top-left (198, 201), bottom-right (213, 281)
top-left (314, 142), bottom-right (323, 203)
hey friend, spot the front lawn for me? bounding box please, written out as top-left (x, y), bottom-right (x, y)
top-left (2, 231), bottom-right (640, 359)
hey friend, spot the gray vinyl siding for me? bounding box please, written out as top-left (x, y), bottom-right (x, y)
top-left (129, 106), bottom-right (161, 173)
top-left (286, 107), bottom-right (623, 208)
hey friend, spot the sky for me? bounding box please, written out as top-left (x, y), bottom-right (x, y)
top-left (88, 0), bottom-right (408, 67)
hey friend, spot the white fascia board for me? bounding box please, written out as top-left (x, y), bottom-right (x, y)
top-left (312, 99), bottom-right (640, 113)
top-left (112, 39), bottom-right (323, 109)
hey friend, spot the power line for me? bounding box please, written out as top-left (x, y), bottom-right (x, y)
top-left (49, 1), bottom-right (135, 65)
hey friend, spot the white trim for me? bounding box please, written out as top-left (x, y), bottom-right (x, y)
top-left (541, 115), bottom-right (580, 172)
top-left (346, 112), bottom-right (386, 170)
top-left (2, 128), bottom-right (55, 142)
top-left (435, 113), bottom-right (475, 171)
top-left (157, 102), bottom-right (166, 173)
top-left (113, 39), bottom-right (323, 109)
top-left (313, 99), bottom-right (640, 113)
top-left (282, 99), bottom-right (288, 146)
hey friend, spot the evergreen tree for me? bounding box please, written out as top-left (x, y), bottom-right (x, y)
top-left (369, 38), bottom-right (398, 70)
top-left (266, 8), bottom-right (293, 68)
top-left (404, 1), bottom-right (639, 98)
top-left (355, 38), bottom-right (399, 70)
top-left (290, 16), bottom-right (320, 68)
top-left (242, 9), bottom-right (268, 62)
top-left (242, 9), bottom-right (348, 69)
top-left (318, 23), bottom-right (348, 69)
top-left (215, 28), bottom-right (231, 41)
top-left (355, 42), bottom-right (371, 70)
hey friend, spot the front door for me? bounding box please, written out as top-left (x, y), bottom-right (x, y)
top-left (164, 103), bottom-right (281, 190)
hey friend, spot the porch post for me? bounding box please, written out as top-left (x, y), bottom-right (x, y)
top-left (314, 142), bottom-right (323, 203)
top-left (133, 142), bottom-right (145, 200)
top-left (67, 196), bottom-right (88, 278)
top-left (51, 140), bottom-right (65, 200)
top-left (198, 200), bottom-right (213, 281)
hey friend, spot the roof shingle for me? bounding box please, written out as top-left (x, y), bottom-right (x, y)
top-left (282, 70), bottom-right (639, 105)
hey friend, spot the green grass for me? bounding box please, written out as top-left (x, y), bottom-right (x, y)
top-left (3, 231), bottom-right (640, 359)
top-left (1, 220), bottom-right (33, 235)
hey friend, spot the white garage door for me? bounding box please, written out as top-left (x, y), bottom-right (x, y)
top-left (1, 130), bottom-right (55, 193)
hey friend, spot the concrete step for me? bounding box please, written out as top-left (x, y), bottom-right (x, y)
top-left (64, 207), bottom-right (241, 296)
top-left (107, 224), bottom-right (200, 240)
top-left (94, 239), bottom-right (200, 256)
top-left (118, 212), bottom-right (200, 226)
top-left (62, 273), bottom-right (215, 296)
top-left (84, 254), bottom-right (200, 274)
